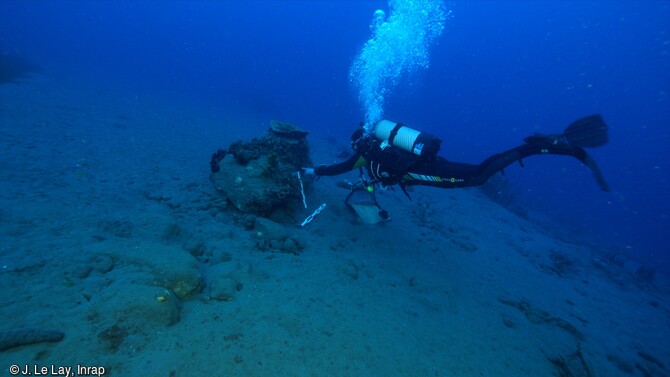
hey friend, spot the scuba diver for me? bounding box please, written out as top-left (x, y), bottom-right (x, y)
top-left (303, 115), bottom-right (609, 224)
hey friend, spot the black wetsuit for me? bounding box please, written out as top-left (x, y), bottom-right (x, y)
top-left (315, 134), bottom-right (610, 192)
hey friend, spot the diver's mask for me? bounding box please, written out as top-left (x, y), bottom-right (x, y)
top-left (350, 127), bottom-right (366, 151)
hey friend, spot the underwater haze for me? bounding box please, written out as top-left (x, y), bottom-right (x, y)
top-left (1, 1), bottom-right (669, 375)
top-left (2, 1), bottom-right (667, 270)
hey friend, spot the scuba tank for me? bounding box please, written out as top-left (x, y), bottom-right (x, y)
top-left (373, 120), bottom-right (442, 159)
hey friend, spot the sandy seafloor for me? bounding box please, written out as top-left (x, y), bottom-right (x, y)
top-left (1, 75), bottom-right (669, 377)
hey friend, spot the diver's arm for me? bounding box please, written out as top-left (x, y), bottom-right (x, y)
top-left (313, 154), bottom-right (364, 176)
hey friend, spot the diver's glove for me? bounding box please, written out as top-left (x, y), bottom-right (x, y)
top-left (300, 167), bottom-right (320, 181)
top-left (301, 166), bottom-right (326, 181)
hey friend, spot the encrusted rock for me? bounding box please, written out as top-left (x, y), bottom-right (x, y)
top-left (254, 217), bottom-right (291, 240)
top-left (90, 283), bottom-right (182, 328)
top-left (253, 217), bottom-right (304, 254)
top-left (94, 241), bottom-right (203, 300)
top-left (208, 277), bottom-right (240, 301)
top-left (269, 120), bottom-right (309, 138)
top-left (211, 122), bottom-right (312, 218)
top-left (141, 244), bottom-right (203, 299)
top-left (206, 261), bottom-right (251, 301)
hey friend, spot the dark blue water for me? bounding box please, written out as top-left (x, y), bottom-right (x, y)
top-left (2, 1), bottom-right (668, 271)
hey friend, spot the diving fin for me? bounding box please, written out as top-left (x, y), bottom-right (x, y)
top-left (565, 115), bottom-right (612, 191)
top-left (581, 151), bottom-right (611, 192)
top-left (562, 114), bottom-right (608, 148)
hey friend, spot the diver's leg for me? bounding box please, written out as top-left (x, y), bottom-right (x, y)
top-left (403, 157), bottom-right (481, 188)
top-left (403, 115), bottom-right (610, 191)
top-left (403, 142), bottom-right (592, 189)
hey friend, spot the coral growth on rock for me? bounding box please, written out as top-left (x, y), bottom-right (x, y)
top-left (211, 120), bottom-right (312, 219)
